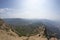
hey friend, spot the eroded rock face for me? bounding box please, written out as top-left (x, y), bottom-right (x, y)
top-left (0, 19), bottom-right (10, 31)
top-left (0, 19), bottom-right (4, 26)
top-left (0, 19), bottom-right (20, 40)
top-left (49, 37), bottom-right (58, 40)
top-left (28, 34), bottom-right (48, 40)
top-left (28, 25), bottom-right (48, 40)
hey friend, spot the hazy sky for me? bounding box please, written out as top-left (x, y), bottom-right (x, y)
top-left (0, 0), bottom-right (60, 20)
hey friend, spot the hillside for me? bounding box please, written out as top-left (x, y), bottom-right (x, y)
top-left (0, 19), bottom-right (48, 40)
top-left (0, 19), bottom-right (47, 40)
top-left (0, 19), bottom-right (23, 40)
top-left (4, 18), bottom-right (60, 38)
top-left (0, 18), bottom-right (59, 40)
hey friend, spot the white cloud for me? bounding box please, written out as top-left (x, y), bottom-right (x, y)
top-left (0, 8), bottom-right (6, 13)
top-left (0, 0), bottom-right (60, 21)
top-left (0, 8), bottom-right (14, 14)
top-left (0, 8), bottom-right (59, 20)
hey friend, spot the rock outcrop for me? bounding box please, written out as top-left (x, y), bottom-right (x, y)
top-left (0, 19), bottom-right (21, 40)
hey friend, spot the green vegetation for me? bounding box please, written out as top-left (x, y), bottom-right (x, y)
top-left (14, 25), bottom-right (38, 37)
top-left (10, 23), bottom-right (59, 39)
top-left (10, 23), bottom-right (47, 37)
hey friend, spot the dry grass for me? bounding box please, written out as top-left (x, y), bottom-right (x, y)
top-left (0, 29), bottom-right (28, 40)
top-left (0, 30), bottom-right (58, 40)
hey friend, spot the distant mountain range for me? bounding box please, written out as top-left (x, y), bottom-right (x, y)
top-left (3, 18), bottom-right (60, 28)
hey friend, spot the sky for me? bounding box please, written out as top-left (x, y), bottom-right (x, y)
top-left (0, 0), bottom-right (60, 21)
